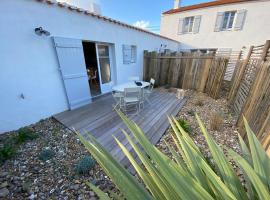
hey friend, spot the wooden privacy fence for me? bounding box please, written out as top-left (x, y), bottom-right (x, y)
top-left (143, 51), bottom-right (228, 99)
top-left (228, 40), bottom-right (270, 154)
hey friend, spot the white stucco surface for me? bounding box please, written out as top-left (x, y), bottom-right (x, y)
top-left (161, 0), bottom-right (270, 50)
top-left (0, 0), bottom-right (179, 133)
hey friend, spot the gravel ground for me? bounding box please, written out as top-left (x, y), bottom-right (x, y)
top-left (0, 90), bottom-right (243, 199)
top-left (156, 90), bottom-right (244, 181)
top-left (0, 119), bottom-right (115, 200)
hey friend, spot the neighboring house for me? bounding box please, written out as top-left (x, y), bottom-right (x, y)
top-left (161, 0), bottom-right (270, 51)
top-left (0, 0), bottom-right (179, 133)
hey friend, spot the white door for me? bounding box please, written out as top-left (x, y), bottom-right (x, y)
top-left (96, 44), bottom-right (114, 93)
top-left (54, 37), bottom-right (91, 110)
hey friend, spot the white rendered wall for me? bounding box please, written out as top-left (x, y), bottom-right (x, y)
top-left (0, 0), bottom-right (179, 133)
top-left (160, 0), bottom-right (270, 50)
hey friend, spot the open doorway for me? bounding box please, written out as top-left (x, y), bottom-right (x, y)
top-left (82, 41), bottom-right (101, 97)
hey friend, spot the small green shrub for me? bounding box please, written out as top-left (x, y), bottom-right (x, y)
top-left (210, 112), bottom-right (224, 131)
top-left (76, 156), bottom-right (95, 174)
top-left (14, 128), bottom-right (38, 144)
top-left (38, 149), bottom-right (55, 161)
top-left (0, 143), bottom-right (16, 165)
top-left (187, 110), bottom-right (195, 116)
top-left (194, 99), bottom-right (204, 106)
top-left (177, 119), bottom-right (193, 134)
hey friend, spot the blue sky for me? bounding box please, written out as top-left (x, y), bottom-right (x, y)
top-left (99, 0), bottom-right (209, 32)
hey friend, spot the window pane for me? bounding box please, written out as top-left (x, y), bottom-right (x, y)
top-left (131, 46), bottom-right (136, 63)
top-left (98, 45), bottom-right (109, 57)
top-left (189, 17), bottom-right (194, 32)
top-left (222, 12), bottom-right (229, 29)
top-left (183, 18), bottom-right (189, 32)
top-left (228, 12), bottom-right (235, 28)
top-left (99, 58), bottom-right (111, 83)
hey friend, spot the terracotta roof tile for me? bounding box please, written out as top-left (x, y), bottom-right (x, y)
top-left (34, 0), bottom-right (178, 42)
top-left (163, 0), bottom-right (258, 15)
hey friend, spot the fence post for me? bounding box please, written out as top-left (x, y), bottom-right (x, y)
top-left (143, 50), bottom-right (149, 81)
top-left (228, 45), bottom-right (254, 104)
top-left (261, 40), bottom-right (270, 61)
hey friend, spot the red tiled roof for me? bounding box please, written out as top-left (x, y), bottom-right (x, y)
top-left (34, 0), bottom-right (178, 42)
top-left (163, 0), bottom-right (258, 15)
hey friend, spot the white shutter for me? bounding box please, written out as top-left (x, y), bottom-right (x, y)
top-left (193, 15), bottom-right (201, 33)
top-left (214, 12), bottom-right (224, 32)
top-left (234, 9), bottom-right (247, 31)
top-left (123, 45), bottom-right (131, 64)
top-left (178, 18), bottom-right (184, 34)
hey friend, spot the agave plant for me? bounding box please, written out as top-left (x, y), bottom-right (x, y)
top-left (77, 111), bottom-right (270, 200)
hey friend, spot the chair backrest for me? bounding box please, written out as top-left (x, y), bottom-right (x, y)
top-left (128, 76), bottom-right (140, 81)
top-left (148, 78), bottom-right (155, 91)
top-left (124, 87), bottom-right (141, 98)
top-left (150, 78), bottom-right (155, 85)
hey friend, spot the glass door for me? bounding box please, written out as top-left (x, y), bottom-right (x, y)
top-left (96, 44), bottom-right (113, 94)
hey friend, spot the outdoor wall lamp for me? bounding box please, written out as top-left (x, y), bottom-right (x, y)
top-left (34, 27), bottom-right (50, 36)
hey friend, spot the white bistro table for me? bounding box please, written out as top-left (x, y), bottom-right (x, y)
top-left (112, 81), bottom-right (150, 92)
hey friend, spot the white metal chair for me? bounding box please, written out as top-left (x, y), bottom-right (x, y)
top-left (112, 91), bottom-right (124, 110)
top-left (123, 87), bottom-right (141, 115)
top-left (144, 78), bottom-right (155, 105)
top-left (128, 76), bottom-right (140, 81)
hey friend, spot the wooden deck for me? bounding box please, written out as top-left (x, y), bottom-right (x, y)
top-left (54, 91), bottom-right (187, 169)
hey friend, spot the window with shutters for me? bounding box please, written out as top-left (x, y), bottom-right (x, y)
top-left (221, 11), bottom-right (236, 30)
top-left (183, 16), bottom-right (194, 33)
top-left (123, 45), bottom-right (136, 64)
top-left (215, 10), bottom-right (246, 32)
top-left (178, 15), bottom-right (201, 34)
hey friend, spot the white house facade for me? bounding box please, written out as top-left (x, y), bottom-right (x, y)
top-left (160, 0), bottom-right (270, 51)
top-left (0, 0), bottom-right (179, 133)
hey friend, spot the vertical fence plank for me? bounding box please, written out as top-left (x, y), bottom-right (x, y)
top-left (171, 52), bottom-right (182, 87)
top-left (143, 50), bottom-right (149, 81)
top-left (159, 52), bottom-right (171, 86)
top-left (198, 57), bottom-right (212, 92)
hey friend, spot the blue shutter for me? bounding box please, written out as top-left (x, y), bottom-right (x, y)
top-left (214, 12), bottom-right (224, 32)
top-left (193, 15), bottom-right (201, 33)
top-left (178, 18), bottom-right (184, 35)
top-left (53, 37), bottom-right (91, 110)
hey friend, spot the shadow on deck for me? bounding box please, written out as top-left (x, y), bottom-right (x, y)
top-left (54, 90), bottom-right (187, 170)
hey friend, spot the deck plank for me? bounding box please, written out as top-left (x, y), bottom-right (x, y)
top-left (53, 91), bottom-right (186, 167)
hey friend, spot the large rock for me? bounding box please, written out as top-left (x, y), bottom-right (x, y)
top-left (0, 188), bottom-right (9, 197)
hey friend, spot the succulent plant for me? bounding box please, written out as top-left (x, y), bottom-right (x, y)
top-left (38, 149), bottom-right (55, 161)
top-left (76, 156), bottom-right (95, 174)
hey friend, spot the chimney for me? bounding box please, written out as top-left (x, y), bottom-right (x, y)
top-left (174, 0), bottom-right (181, 9)
top-left (58, 0), bottom-right (102, 14)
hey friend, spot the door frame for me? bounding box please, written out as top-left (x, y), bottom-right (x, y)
top-left (95, 42), bottom-right (115, 94)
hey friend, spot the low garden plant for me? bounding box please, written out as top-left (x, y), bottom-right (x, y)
top-left (0, 128), bottom-right (38, 165)
top-left (14, 127), bottom-right (38, 144)
top-left (38, 149), bottom-right (55, 162)
top-left (0, 143), bottom-right (16, 165)
top-left (76, 155), bottom-right (96, 174)
top-left (176, 118), bottom-right (193, 134)
top-left (210, 112), bottom-right (224, 131)
top-left (78, 111), bottom-right (270, 200)
top-left (194, 99), bottom-right (204, 106)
